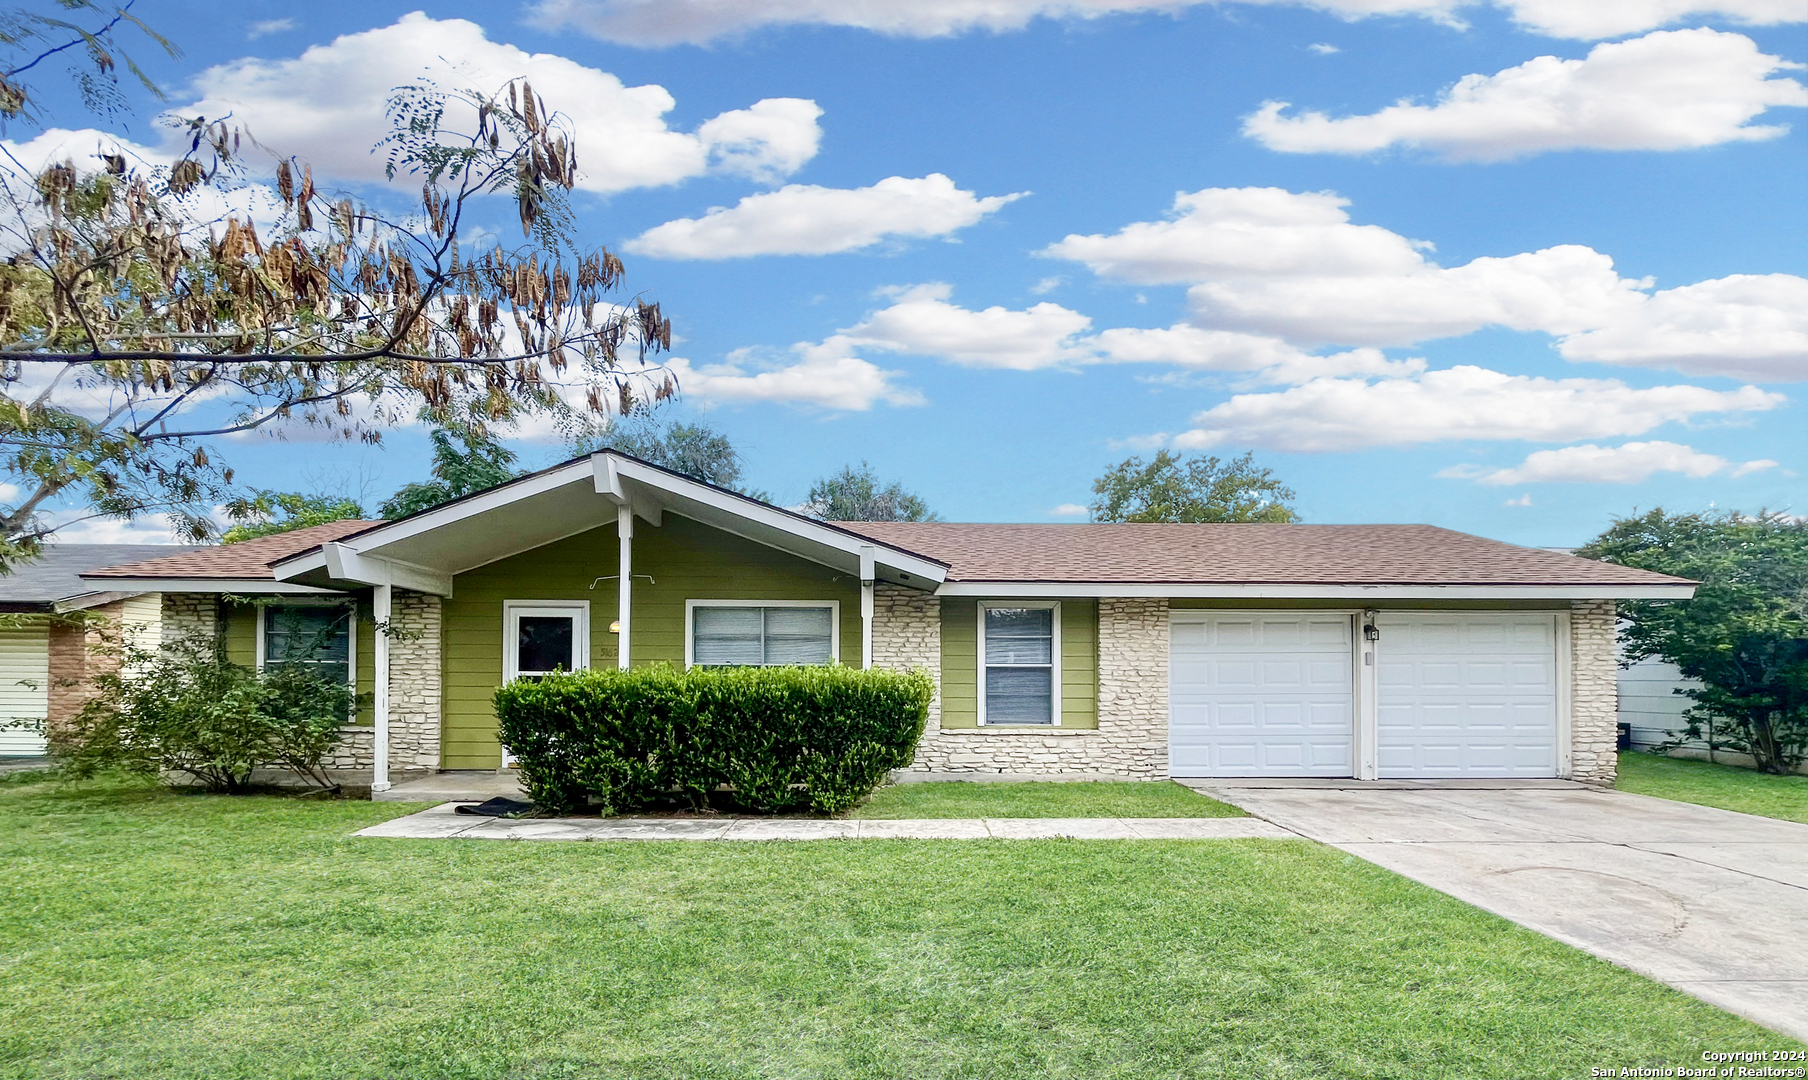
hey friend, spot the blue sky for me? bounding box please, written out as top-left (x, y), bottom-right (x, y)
top-left (14, 0), bottom-right (1807, 545)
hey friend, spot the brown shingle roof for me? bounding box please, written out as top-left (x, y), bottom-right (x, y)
top-left (83, 520), bottom-right (383, 580)
top-left (838, 522), bottom-right (1689, 586)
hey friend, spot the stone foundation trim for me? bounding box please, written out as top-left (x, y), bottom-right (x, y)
top-left (929, 727), bottom-right (1100, 737)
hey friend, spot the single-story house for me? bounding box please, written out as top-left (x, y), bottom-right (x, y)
top-left (0, 543), bottom-right (199, 756)
top-left (79, 451), bottom-right (1695, 791)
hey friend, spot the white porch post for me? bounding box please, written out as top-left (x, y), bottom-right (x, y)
top-left (372, 583), bottom-right (392, 793)
top-left (1355, 610), bottom-right (1378, 781)
top-left (617, 504), bottom-right (633, 670)
top-left (859, 545), bottom-right (875, 670)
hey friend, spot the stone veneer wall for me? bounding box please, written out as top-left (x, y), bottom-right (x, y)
top-left (160, 593), bottom-right (218, 643)
top-left (1569, 598), bottom-right (1619, 786)
top-left (886, 591), bottom-right (1171, 778)
top-left (323, 589), bottom-right (443, 784)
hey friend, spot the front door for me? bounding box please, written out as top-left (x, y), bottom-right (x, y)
top-left (500, 601), bottom-right (590, 766)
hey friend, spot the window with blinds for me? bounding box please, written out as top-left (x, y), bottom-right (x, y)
top-left (262, 605), bottom-right (353, 688)
top-left (692, 605), bottom-right (835, 667)
top-left (982, 605), bottom-right (1057, 725)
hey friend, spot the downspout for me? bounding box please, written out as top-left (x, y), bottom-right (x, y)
top-left (859, 545), bottom-right (875, 670)
top-left (372, 583), bottom-right (392, 794)
top-left (617, 504), bottom-right (633, 670)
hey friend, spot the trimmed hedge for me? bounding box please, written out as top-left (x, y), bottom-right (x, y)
top-left (494, 665), bottom-right (934, 815)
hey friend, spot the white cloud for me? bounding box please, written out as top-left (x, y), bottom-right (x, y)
top-left (624, 174), bottom-right (1024, 259)
top-left (1308, 42), bottom-right (1341, 54)
top-left (1443, 440), bottom-right (1781, 484)
top-left (1047, 186), bottom-right (1808, 377)
top-left (1090, 324), bottom-right (1427, 382)
top-left (176, 13), bottom-right (821, 194)
top-left (1051, 503), bottom-right (1090, 516)
top-left (1044, 187), bottom-right (1430, 287)
top-left (248, 18), bottom-right (297, 39)
top-left (1497, 0), bottom-right (1805, 40)
top-left (40, 511), bottom-right (196, 545)
top-left (1029, 276), bottom-right (1065, 294)
top-left (835, 283), bottom-right (1095, 370)
top-left (1504, 493), bottom-right (1534, 506)
top-left (1168, 366), bottom-right (1784, 451)
top-left (659, 348), bottom-right (924, 411)
top-left (528, 0), bottom-right (1804, 45)
top-left (1556, 273), bottom-right (1808, 381)
top-left (1245, 30), bottom-right (1808, 161)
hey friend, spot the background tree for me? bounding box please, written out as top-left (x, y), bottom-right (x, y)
top-left (1088, 450), bottom-right (1298, 523)
top-left (0, 48), bottom-right (674, 570)
top-left (220, 489), bottom-right (365, 542)
top-left (802, 462), bottom-right (935, 522)
top-left (1580, 508), bottom-right (1807, 774)
top-left (597, 413), bottom-right (742, 488)
top-left (377, 425), bottom-right (522, 519)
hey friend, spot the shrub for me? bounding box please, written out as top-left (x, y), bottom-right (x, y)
top-left (495, 665), bottom-right (934, 815)
top-left (55, 634), bottom-right (355, 793)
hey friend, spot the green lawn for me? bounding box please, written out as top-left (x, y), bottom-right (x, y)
top-left (1616, 750), bottom-right (1808, 823)
top-left (0, 775), bottom-right (1793, 1080)
top-left (851, 779), bottom-right (1244, 819)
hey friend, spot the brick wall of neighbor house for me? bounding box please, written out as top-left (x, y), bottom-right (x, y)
top-left (323, 589), bottom-right (443, 781)
top-left (1570, 598), bottom-right (1619, 786)
top-left (45, 599), bottom-right (123, 734)
top-left (903, 596), bottom-right (1169, 777)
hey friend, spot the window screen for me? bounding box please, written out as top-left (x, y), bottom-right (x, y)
top-left (693, 606), bottom-right (833, 667)
top-left (263, 605), bottom-right (352, 690)
top-left (983, 606), bottom-right (1055, 725)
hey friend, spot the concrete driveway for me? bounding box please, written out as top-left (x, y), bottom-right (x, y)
top-left (1185, 779), bottom-right (1808, 1042)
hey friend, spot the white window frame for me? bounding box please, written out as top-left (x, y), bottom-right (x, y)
top-left (502, 600), bottom-right (591, 682)
top-left (978, 600), bottom-right (1062, 727)
top-left (684, 599), bottom-right (841, 669)
top-left (254, 598), bottom-right (357, 689)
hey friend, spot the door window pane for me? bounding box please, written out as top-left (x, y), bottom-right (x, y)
top-left (517, 615), bottom-right (575, 674)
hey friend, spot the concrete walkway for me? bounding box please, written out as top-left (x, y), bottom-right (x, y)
top-left (357, 803), bottom-right (1296, 841)
top-left (1186, 779), bottom-right (1808, 1043)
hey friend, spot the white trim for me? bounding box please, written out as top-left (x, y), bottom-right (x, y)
top-left (78, 577), bottom-right (346, 594)
top-left (321, 546), bottom-right (455, 597)
top-left (1354, 611), bottom-right (1379, 781)
top-left (978, 600), bottom-right (1062, 727)
top-left (936, 582), bottom-right (1694, 600)
top-left (1555, 609), bottom-right (1574, 780)
top-left (683, 599), bottom-right (842, 669)
top-left (501, 600), bottom-right (592, 682)
top-left (617, 505), bottom-right (633, 671)
top-left (859, 545), bottom-right (875, 671)
top-left (372, 584), bottom-right (391, 794)
top-left (267, 451), bottom-right (948, 587)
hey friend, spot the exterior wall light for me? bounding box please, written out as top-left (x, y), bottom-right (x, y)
top-left (608, 620), bottom-right (622, 634)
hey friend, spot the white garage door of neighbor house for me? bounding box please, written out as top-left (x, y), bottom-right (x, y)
top-left (1169, 613), bottom-right (1354, 777)
top-left (1375, 612), bottom-right (1559, 778)
top-left (0, 625), bottom-right (50, 757)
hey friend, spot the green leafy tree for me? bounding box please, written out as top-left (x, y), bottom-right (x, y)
top-left (1580, 508), bottom-right (1807, 774)
top-left (802, 461), bottom-right (935, 522)
top-left (1088, 450), bottom-right (1299, 523)
top-left (378, 426), bottom-right (522, 519)
top-left (595, 414), bottom-right (750, 491)
top-left (0, 42), bottom-right (673, 569)
top-left (220, 489), bottom-right (366, 542)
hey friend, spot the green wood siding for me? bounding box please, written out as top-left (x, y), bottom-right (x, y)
top-left (939, 599), bottom-right (1097, 729)
top-left (439, 513), bottom-right (864, 769)
top-left (221, 598), bottom-right (375, 725)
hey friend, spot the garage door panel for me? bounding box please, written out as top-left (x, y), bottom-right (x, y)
top-left (1169, 613), bottom-right (1354, 778)
top-left (1375, 612), bottom-right (1558, 778)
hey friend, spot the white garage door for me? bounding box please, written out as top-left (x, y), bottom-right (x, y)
top-left (0, 625), bottom-right (49, 757)
top-left (1376, 612), bottom-right (1558, 778)
top-left (1169, 613), bottom-right (1353, 777)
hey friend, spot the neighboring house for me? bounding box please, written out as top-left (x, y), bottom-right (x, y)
top-left (80, 452), bottom-right (1694, 792)
top-left (1621, 654), bottom-right (1701, 752)
top-left (0, 544), bottom-right (200, 756)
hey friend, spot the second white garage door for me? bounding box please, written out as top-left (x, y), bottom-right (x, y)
top-left (1375, 612), bottom-right (1559, 778)
top-left (1169, 612), bottom-right (1353, 777)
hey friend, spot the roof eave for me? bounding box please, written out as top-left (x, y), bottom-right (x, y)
top-left (933, 582), bottom-right (1698, 600)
